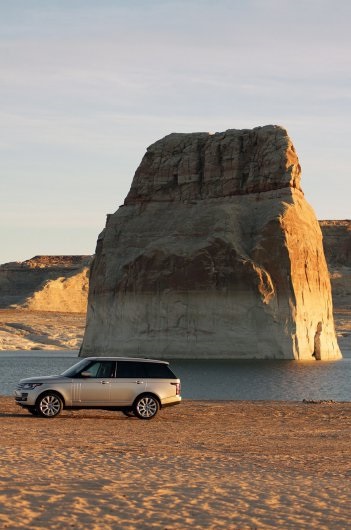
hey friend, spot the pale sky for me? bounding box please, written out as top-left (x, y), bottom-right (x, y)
top-left (1, 0), bottom-right (350, 264)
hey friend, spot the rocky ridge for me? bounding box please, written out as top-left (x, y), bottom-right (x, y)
top-left (0, 255), bottom-right (91, 312)
top-left (0, 256), bottom-right (91, 350)
top-left (319, 220), bottom-right (351, 354)
top-left (320, 220), bottom-right (351, 307)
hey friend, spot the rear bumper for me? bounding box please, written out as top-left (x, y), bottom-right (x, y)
top-left (161, 396), bottom-right (182, 408)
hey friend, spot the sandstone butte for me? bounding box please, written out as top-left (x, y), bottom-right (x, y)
top-left (80, 125), bottom-right (342, 360)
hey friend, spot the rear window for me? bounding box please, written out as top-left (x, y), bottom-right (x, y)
top-left (144, 363), bottom-right (177, 379)
top-left (116, 361), bottom-right (177, 379)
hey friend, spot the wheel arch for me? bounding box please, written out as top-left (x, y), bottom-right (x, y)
top-left (133, 392), bottom-right (162, 409)
top-left (35, 389), bottom-right (66, 408)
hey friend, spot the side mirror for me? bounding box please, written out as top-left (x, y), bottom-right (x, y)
top-left (80, 371), bottom-right (92, 378)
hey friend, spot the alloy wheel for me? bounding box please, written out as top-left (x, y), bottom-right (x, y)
top-left (135, 396), bottom-right (158, 419)
top-left (38, 394), bottom-right (62, 417)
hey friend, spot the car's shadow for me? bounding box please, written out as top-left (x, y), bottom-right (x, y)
top-left (0, 411), bottom-right (138, 419)
top-left (0, 412), bottom-right (31, 417)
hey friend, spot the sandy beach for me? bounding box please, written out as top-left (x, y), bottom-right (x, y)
top-left (0, 398), bottom-right (350, 529)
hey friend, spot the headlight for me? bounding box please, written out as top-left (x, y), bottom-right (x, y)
top-left (20, 383), bottom-right (43, 390)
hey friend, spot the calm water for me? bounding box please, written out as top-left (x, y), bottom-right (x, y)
top-left (1, 350), bottom-right (350, 401)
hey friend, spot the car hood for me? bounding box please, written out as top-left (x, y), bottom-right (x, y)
top-left (19, 375), bottom-right (67, 384)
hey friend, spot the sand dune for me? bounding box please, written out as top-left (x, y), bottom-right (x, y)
top-left (0, 398), bottom-right (350, 529)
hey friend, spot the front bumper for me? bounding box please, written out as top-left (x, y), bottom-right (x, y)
top-left (14, 390), bottom-right (28, 402)
top-left (14, 389), bottom-right (37, 406)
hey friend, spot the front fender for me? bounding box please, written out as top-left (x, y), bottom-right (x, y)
top-left (36, 383), bottom-right (72, 407)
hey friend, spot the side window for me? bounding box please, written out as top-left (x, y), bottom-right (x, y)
top-left (116, 362), bottom-right (146, 378)
top-left (144, 363), bottom-right (177, 379)
top-left (80, 361), bottom-right (115, 378)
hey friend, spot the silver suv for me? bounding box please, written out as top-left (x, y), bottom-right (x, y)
top-left (14, 357), bottom-right (181, 420)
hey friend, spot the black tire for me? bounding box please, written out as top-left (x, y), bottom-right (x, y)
top-left (133, 394), bottom-right (159, 420)
top-left (122, 409), bottom-right (134, 417)
top-left (36, 392), bottom-right (63, 418)
top-left (27, 407), bottom-right (40, 416)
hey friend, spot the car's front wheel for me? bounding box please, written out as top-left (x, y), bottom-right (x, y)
top-left (36, 393), bottom-right (63, 418)
top-left (133, 394), bottom-right (159, 420)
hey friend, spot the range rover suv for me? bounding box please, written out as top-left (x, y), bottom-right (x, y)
top-left (14, 357), bottom-right (181, 420)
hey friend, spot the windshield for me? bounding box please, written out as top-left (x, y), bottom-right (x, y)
top-left (61, 359), bottom-right (91, 377)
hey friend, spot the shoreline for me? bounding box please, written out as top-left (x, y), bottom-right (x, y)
top-left (1, 348), bottom-right (350, 358)
top-left (1, 354), bottom-right (350, 401)
top-left (1, 397), bottom-right (350, 528)
top-left (1, 307), bottom-right (350, 356)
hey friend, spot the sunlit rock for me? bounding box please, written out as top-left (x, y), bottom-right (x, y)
top-left (0, 256), bottom-right (91, 312)
top-left (81, 126), bottom-right (341, 360)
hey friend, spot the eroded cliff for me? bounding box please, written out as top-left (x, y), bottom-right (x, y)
top-left (319, 220), bottom-right (351, 354)
top-left (319, 220), bottom-right (351, 306)
top-left (81, 125), bottom-right (341, 360)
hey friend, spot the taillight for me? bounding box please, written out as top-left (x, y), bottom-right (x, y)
top-left (171, 382), bottom-right (180, 395)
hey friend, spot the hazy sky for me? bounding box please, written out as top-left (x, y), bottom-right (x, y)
top-left (1, 0), bottom-right (350, 264)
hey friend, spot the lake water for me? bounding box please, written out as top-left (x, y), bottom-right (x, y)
top-left (1, 350), bottom-right (350, 401)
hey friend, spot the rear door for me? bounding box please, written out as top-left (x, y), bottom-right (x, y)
top-left (109, 361), bottom-right (147, 405)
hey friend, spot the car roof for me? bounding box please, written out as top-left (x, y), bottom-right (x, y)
top-left (82, 356), bottom-right (169, 365)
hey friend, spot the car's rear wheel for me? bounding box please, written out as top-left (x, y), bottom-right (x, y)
top-left (36, 393), bottom-right (63, 418)
top-left (133, 394), bottom-right (159, 420)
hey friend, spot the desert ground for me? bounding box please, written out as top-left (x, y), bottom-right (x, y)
top-left (0, 398), bottom-right (350, 529)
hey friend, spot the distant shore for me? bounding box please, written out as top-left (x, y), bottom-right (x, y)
top-left (0, 309), bottom-right (86, 351)
top-left (1, 398), bottom-right (350, 529)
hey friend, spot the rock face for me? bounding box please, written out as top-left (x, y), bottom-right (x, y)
top-left (319, 220), bottom-right (351, 355)
top-left (319, 220), bottom-right (351, 306)
top-left (0, 256), bottom-right (91, 312)
top-left (81, 126), bottom-right (341, 360)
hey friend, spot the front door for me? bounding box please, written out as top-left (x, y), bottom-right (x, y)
top-left (72, 360), bottom-right (116, 405)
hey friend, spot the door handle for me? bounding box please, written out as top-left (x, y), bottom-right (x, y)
top-left (136, 381), bottom-right (144, 384)
top-left (101, 381), bottom-right (110, 384)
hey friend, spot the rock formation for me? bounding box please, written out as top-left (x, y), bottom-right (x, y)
top-left (319, 220), bottom-right (351, 354)
top-left (0, 256), bottom-right (91, 312)
top-left (319, 220), bottom-right (351, 305)
top-left (22, 268), bottom-right (89, 313)
top-left (81, 125), bottom-right (341, 360)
